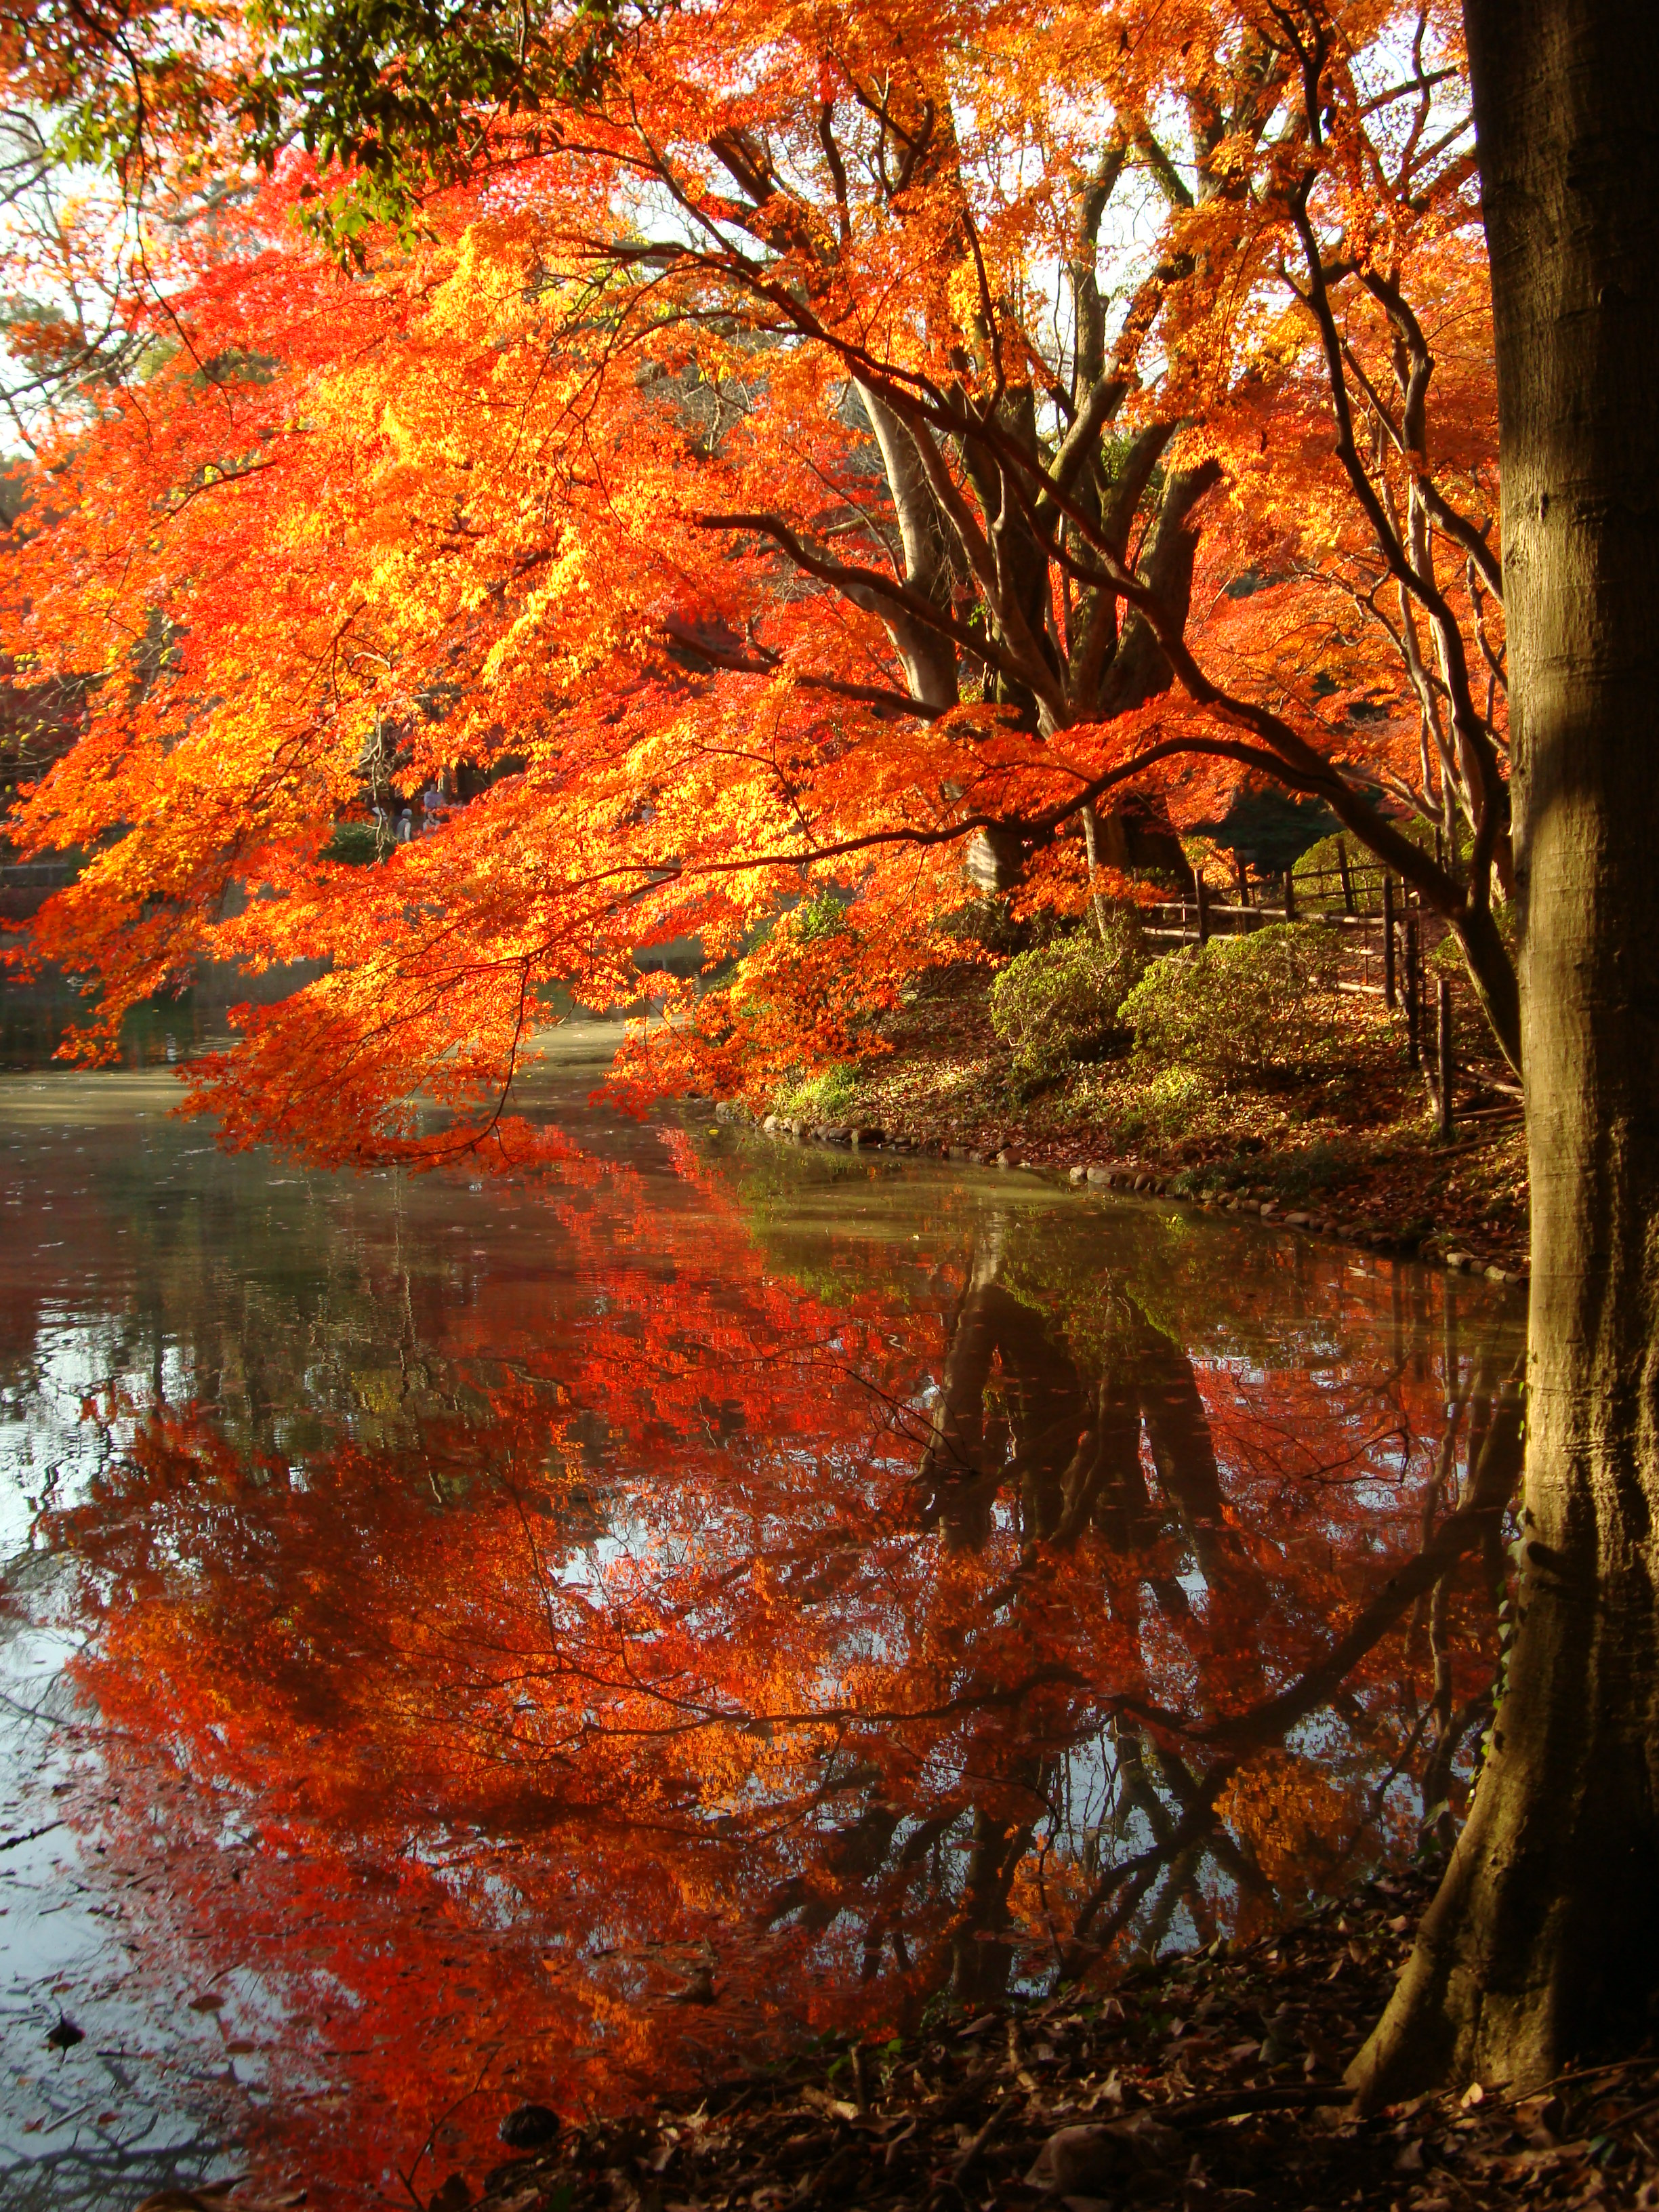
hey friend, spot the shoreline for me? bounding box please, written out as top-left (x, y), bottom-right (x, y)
top-left (689, 945), bottom-right (1532, 1290)
top-left (459, 1858), bottom-right (1651, 2212)
top-left (716, 1101), bottom-right (1531, 1291)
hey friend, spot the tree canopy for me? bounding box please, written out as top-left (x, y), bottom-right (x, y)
top-left (10, 0), bottom-right (1657, 2125)
top-left (1, 0), bottom-right (1515, 1162)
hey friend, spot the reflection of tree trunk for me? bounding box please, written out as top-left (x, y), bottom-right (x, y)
top-left (1135, 1322), bottom-right (1227, 1578)
top-left (921, 1247), bottom-right (1229, 1608)
top-left (1063, 1726), bottom-right (1237, 1976)
top-left (1057, 1390), bottom-right (1527, 1983)
top-left (905, 1244), bottom-right (1524, 2004)
top-left (1058, 1368), bottom-right (1195, 1622)
top-left (1151, 1738), bottom-right (1268, 1907)
top-left (919, 1229), bottom-right (1086, 1551)
top-left (1419, 1569), bottom-right (1457, 1850)
top-left (919, 1235), bottom-right (1002, 1515)
top-left (1140, 1839), bottom-right (1203, 1958)
top-left (1057, 1367), bottom-right (1149, 1542)
top-left (914, 1248), bottom-right (1266, 1988)
top-left (948, 1801), bottom-right (1038, 2007)
top-left (1210, 1379), bottom-right (1520, 1757)
top-left (1350, 0), bottom-right (1659, 2104)
top-left (762, 1795), bottom-right (902, 1935)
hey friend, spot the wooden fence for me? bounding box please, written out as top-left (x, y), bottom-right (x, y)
top-left (0, 856), bottom-right (77, 922)
top-left (1138, 838), bottom-right (1517, 1139)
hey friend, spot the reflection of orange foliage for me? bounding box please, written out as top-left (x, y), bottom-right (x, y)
top-left (1216, 1752), bottom-right (1369, 1893)
top-left (33, 1132), bottom-right (1513, 2203)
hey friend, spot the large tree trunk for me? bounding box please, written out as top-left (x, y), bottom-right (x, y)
top-left (1349, 0), bottom-right (1659, 2103)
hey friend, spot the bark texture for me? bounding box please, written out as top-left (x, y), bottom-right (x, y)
top-left (1350, 0), bottom-right (1659, 2102)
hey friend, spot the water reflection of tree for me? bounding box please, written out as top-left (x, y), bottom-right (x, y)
top-left (1, 2115), bottom-right (232, 2212)
top-left (847, 1208), bottom-right (1521, 2008)
top-left (14, 1122), bottom-right (1524, 2204)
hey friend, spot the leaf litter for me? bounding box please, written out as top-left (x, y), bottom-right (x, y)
top-left (423, 1865), bottom-right (1659, 2212)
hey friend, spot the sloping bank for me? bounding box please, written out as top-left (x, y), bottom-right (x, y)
top-left (432, 1862), bottom-right (1653, 2212)
top-left (728, 939), bottom-right (1530, 1285)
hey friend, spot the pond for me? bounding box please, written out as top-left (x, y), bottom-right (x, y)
top-left (0, 1035), bottom-right (1526, 2209)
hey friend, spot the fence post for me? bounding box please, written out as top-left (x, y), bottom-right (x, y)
top-left (1336, 836), bottom-right (1355, 914)
top-left (1382, 874), bottom-right (1397, 1008)
top-left (1405, 913), bottom-right (1422, 1069)
top-left (1283, 867), bottom-right (1296, 922)
top-left (1436, 977), bottom-right (1455, 1140)
top-left (1195, 872), bottom-right (1210, 947)
top-left (1235, 852), bottom-right (1251, 909)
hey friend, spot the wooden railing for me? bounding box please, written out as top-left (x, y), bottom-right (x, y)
top-left (0, 859), bottom-right (77, 888)
top-left (0, 856), bottom-right (78, 921)
top-left (1138, 838), bottom-right (1515, 1139)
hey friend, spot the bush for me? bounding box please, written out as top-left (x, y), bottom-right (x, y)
top-left (1122, 922), bottom-right (1347, 1087)
top-left (989, 915), bottom-right (1149, 1081)
top-left (322, 819), bottom-right (382, 866)
top-left (776, 1062), bottom-right (860, 1124)
top-left (790, 887), bottom-right (850, 943)
top-left (1134, 1065), bottom-right (1208, 1136)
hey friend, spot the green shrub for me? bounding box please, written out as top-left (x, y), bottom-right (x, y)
top-left (1291, 823), bottom-right (1438, 915)
top-left (322, 819), bottom-right (382, 866)
top-left (776, 1062), bottom-right (861, 1124)
top-left (1122, 922), bottom-right (1347, 1086)
top-left (989, 915), bottom-right (1149, 1080)
top-left (1134, 1065), bottom-right (1208, 1136)
top-left (791, 887), bottom-right (850, 943)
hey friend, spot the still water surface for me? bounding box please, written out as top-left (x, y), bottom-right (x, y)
top-left (0, 1038), bottom-right (1525, 2207)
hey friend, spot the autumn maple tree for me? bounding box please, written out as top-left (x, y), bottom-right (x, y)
top-left (0, 0), bottom-right (1519, 1168)
top-left (6, 0), bottom-right (1658, 2119)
